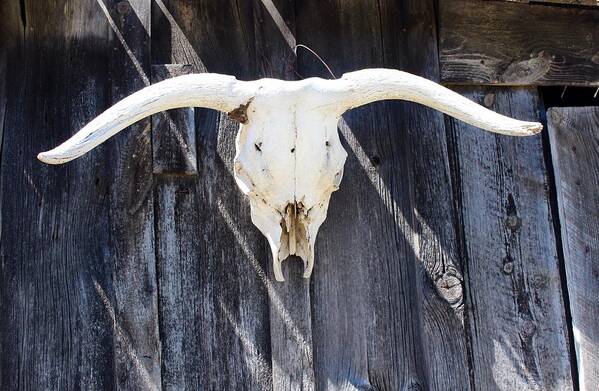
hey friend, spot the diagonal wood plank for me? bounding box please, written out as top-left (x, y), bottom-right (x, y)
top-left (547, 106), bottom-right (599, 391)
top-left (448, 87), bottom-right (573, 390)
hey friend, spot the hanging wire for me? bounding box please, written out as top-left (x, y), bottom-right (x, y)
top-left (293, 44), bottom-right (337, 79)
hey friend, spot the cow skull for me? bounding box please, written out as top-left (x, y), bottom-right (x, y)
top-left (38, 69), bottom-right (542, 281)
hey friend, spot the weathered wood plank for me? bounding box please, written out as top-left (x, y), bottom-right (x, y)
top-left (384, 1), bottom-right (473, 389)
top-left (439, 0), bottom-right (599, 86)
top-left (151, 64), bottom-right (197, 175)
top-left (152, 1), bottom-right (272, 389)
top-left (501, 0), bottom-right (599, 6)
top-left (297, 2), bottom-right (422, 388)
top-left (0, 0), bottom-right (118, 389)
top-left (547, 107), bottom-right (599, 391)
top-left (103, 1), bottom-right (162, 389)
top-left (252, 1), bottom-right (315, 389)
top-left (0, 0), bottom-right (18, 161)
top-left (297, 1), bottom-right (470, 389)
top-left (448, 87), bottom-right (573, 390)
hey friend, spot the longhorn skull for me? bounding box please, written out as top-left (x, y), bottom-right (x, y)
top-left (38, 69), bottom-right (542, 281)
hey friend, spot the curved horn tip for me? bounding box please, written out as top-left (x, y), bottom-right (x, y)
top-left (37, 151), bottom-right (68, 165)
top-left (521, 122), bottom-right (543, 136)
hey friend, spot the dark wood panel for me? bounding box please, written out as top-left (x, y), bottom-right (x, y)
top-left (501, 0), bottom-right (599, 6)
top-left (448, 87), bottom-right (573, 389)
top-left (439, 0), bottom-right (599, 86)
top-left (0, 0), bottom-right (18, 152)
top-left (548, 107), bottom-right (599, 391)
top-left (296, 1), bottom-right (470, 389)
top-left (151, 1), bottom-right (272, 389)
top-left (104, 1), bottom-right (162, 389)
top-left (0, 0), bottom-right (118, 389)
top-left (151, 64), bottom-right (197, 175)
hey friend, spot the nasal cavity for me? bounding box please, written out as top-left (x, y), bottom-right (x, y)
top-left (283, 202), bottom-right (307, 256)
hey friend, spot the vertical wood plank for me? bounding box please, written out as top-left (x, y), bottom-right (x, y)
top-left (151, 64), bottom-right (197, 176)
top-left (0, 0), bottom-right (18, 165)
top-left (548, 107), bottom-right (599, 391)
top-left (103, 0), bottom-right (162, 389)
top-left (152, 1), bottom-right (273, 389)
top-left (448, 87), bottom-right (574, 390)
top-left (252, 1), bottom-right (315, 389)
top-left (381, 1), bottom-right (473, 389)
top-left (297, 3), bottom-right (422, 388)
top-left (296, 1), bottom-right (471, 389)
top-left (0, 0), bottom-right (118, 389)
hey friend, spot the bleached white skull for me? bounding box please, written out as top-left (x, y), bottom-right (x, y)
top-left (38, 69), bottom-right (541, 281)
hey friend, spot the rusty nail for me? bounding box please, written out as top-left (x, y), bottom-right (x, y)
top-left (502, 260), bottom-right (514, 275)
top-left (506, 215), bottom-right (521, 231)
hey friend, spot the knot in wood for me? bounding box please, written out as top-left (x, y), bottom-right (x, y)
top-left (484, 93), bottom-right (495, 108)
top-left (435, 272), bottom-right (463, 308)
top-left (521, 319), bottom-right (537, 337)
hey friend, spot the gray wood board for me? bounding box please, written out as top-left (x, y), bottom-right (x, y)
top-left (548, 106), bottom-right (599, 391)
top-left (151, 64), bottom-right (197, 176)
top-left (0, 0), bottom-right (159, 389)
top-left (438, 0), bottom-right (599, 86)
top-left (296, 0), bottom-right (469, 389)
top-left (151, 1), bottom-right (272, 389)
top-left (447, 87), bottom-right (573, 390)
top-left (105, 1), bottom-right (162, 389)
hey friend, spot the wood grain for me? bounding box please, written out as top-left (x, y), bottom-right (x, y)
top-left (151, 1), bottom-right (272, 389)
top-left (1, 0), bottom-right (117, 388)
top-left (391, 2), bottom-right (473, 389)
top-left (151, 64), bottom-right (197, 175)
top-left (501, 0), bottom-right (599, 6)
top-left (548, 107), bottom-right (599, 391)
top-left (439, 0), bottom-right (599, 86)
top-left (448, 87), bottom-right (573, 390)
top-left (104, 1), bottom-right (162, 389)
top-left (296, 1), bottom-right (470, 389)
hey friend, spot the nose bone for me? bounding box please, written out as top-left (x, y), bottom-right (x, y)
top-left (275, 202), bottom-right (312, 280)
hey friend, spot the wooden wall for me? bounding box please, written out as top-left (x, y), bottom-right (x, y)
top-left (0, 0), bottom-right (597, 390)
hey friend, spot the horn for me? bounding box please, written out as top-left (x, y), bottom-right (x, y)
top-left (333, 69), bottom-right (542, 136)
top-left (38, 74), bottom-right (254, 164)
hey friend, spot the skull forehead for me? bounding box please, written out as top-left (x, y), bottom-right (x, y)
top-left (234, 103), bottom-right (346, 210)
top-left (247, 78), bottom-right (339, 110)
